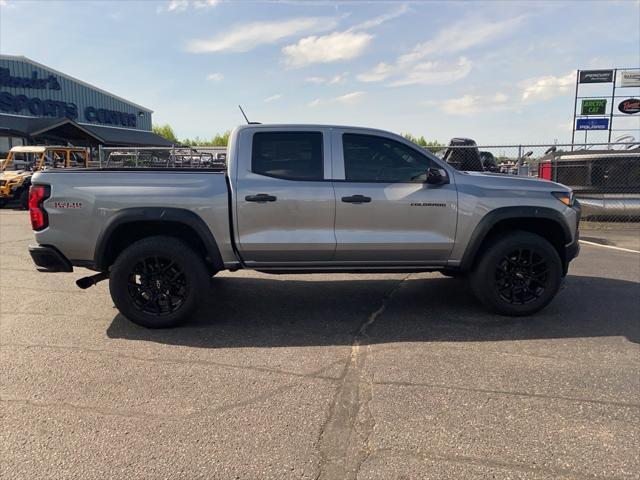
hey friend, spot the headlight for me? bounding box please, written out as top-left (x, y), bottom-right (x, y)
top-left (552, 191), bottom-right (575, 207)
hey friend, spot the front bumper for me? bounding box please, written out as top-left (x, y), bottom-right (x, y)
top-left (28, 244), bottom-right (73, 272)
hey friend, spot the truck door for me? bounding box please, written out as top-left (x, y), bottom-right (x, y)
top-left (234, 128), bottom-right (336, 265)
top-left (331, 130), bottom-right (457, 264)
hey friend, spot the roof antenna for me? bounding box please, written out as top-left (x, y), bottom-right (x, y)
top-left (238, 105), bottom-right (261, 125)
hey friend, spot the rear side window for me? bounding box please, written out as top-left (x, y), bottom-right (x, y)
top-left (252, 132), bottom-right (323, 180)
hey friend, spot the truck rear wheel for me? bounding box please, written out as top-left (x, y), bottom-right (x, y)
top-left (470, 231), bottom-right (562, 316)
top-left (109, 236), bottom-right (209, 328)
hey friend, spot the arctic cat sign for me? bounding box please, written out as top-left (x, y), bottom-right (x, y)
top-left (581, 99), bottom-right (607, 115)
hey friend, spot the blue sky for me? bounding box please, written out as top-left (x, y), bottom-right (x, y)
top-left (1, 0), bottom-right (639, 143)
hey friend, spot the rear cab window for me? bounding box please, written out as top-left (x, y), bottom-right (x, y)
top-left (252, 131), bottom-right (324, 181)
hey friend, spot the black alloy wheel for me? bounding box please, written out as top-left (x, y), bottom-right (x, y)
top-left (127, 255), bottom-right (189, 316)
top-left (494, 248), bottom-right (550, 305)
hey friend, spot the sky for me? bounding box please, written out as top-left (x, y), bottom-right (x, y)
top-left (1, 0), bottom-right (639, 144)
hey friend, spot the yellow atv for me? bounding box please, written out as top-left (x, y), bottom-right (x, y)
top-left (0, 146), bottom-right (88, 209)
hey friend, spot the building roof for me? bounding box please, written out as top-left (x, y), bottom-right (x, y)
top-left (82, 123), bottom-right (174, 146)
top-left (0, 114), bottom-right (174, 147)
top-left (0, 54), bottom-right (152, 113)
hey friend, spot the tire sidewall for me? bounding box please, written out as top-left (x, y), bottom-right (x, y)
top-left (472, 232), bottom-right (563, 316)
top-left (109, 236), bottom-right (209, 328)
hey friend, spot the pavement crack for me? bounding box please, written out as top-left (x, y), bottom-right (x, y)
top-left (316, 274), bottom-right (411, 480)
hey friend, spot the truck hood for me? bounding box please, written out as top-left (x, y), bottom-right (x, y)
top-left (456, 171), bottom-right (570, 192)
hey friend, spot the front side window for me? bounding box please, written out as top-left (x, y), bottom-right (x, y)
top-left (342, 133), bottom-right (433, 182)
top-left (252, 132), bottom-right (323, 180)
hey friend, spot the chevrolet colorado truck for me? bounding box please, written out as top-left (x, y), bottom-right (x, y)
top-left (27, 125), bottom-right (580, 328)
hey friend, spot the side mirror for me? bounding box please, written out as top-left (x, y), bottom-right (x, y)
top-left (426, 167), bottom-right (448, 185)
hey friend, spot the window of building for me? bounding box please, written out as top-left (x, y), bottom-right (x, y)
top-left (252, 132), bottom-right (323, 181)
top-left (342, 134), bottom-right (434, 182)
top-left (0, 136), bottom-right (10, 159)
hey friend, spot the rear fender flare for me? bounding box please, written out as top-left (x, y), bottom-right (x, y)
top-left (94, 207), bottom-right (224, 272)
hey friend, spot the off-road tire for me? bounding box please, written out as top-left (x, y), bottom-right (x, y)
top-left (109, 236), bottom-right (209, 328)
top-left (470, 231), bottom-right (562, 316)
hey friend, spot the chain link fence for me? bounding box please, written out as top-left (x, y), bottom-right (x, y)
top-left (435, 141), bottom-right (640, 222)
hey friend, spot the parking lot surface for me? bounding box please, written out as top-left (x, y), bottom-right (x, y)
top-left (1, 209), bottom-right (639, 480)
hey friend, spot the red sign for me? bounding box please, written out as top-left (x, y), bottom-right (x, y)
top-left (618, 98), bottom-right (640, 115)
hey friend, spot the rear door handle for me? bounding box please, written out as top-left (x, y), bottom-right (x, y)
top-left (341, 195), bottom-right (371, 204)
top-left (245, 194), bottom-right (277, 202)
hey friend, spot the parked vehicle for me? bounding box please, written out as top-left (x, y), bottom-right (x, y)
top-left (0, 146), bottom-right (88, 209)
top-left (27, 125), bottom-right (580, 327)
top-left (538, 147), bottom-right (640, 218)
top-left (440, 138), bottom-right (484, 172)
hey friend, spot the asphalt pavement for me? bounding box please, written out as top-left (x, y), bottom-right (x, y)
top-left (1, 209), bottom-right (639, 480)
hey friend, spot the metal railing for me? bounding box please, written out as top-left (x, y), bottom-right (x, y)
top-left (97, 145), bottom-right (226, 170)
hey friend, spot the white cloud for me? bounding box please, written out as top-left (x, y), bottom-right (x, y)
top-left (159, 0), bottom-right (219, 13)
top-left (397, 16), bottom-right (525, 66)
top-left (309, 91), bottom-right (365, 107)
top-left (283, 31), bottom-right (372, 67)
top-left (335, 91), bottom-right (365, 104)
top-left (264, 94), bottom-right (283, 103)
top-left (356, 15), bottom-right (523, 86)
top-left (304, 73), bottom-right (348, 85)
top-left (349, 4), bottom-right (409, 31)
top-left (206, 72), bottom-right (223, 81)
top-left (520, 71), bottom-right (576, 101)
top-left (357, 62), bottom-right (393, 82)
top-left (389, 57), bottom-right (472, 87)
top-left (187, 17), bottom-right (338, 53)
top-left (439, 92), bottom-right (510, 116)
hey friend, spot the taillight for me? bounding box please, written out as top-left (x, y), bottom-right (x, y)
top-left (29, 185), bottom-right (50, 231)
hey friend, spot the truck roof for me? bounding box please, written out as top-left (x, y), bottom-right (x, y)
top-left (234, 123), bottom-right (396, 134)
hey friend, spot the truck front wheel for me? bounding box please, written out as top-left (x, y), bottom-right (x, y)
top-left (470, 231), bottom-right (563, 316)
top-left (109, 236), bottom-right (209, 328)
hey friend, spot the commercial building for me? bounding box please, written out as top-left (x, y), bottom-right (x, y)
top-left (0, 55), bottom-right (173, 158)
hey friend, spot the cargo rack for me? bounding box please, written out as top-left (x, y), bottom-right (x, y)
top-left (97, 146), bottom-right (227, 170)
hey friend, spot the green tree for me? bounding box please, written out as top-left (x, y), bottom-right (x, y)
top-left (181, 131), bottom-right (231, 147)
top-left (152, 124), bottom-right (178, 143)
top-left (402, 133), bottom-right (445, 153)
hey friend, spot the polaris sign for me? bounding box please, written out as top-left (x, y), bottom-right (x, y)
top-left (576, 118), bottom-right (609, 130)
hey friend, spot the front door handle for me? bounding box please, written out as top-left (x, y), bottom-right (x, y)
top-left (245, 194), bottom-right (277, 202)
top-left (341, 194), bottom-right (371, 204)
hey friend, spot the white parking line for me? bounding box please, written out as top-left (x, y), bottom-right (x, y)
top-left (579, 240), bottom-right (640, 254)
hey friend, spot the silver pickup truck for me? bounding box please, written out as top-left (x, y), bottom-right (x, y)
top-left (27, 124), bottom-right (580, 327)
